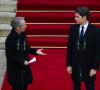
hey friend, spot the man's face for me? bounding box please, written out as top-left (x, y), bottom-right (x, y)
top-left (75, 12), bottom-right (86, 25)
top-left (19, 20), bottom-right (27, 33)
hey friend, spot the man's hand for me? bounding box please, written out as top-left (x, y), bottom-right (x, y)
top-left (24, 61), bottom-right (29, 66)
top-left (36, 48), bottom-right (47, 55)
top-left (67, 66), bottom-right (72, 74)
top-left (89, 69), bottom-right (96, 77)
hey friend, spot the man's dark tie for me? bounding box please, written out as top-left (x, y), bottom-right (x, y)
top-left (80, 26), bottom-right (84, 41)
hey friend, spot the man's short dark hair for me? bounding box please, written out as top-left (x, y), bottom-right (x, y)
top-left (75, 7), bottom-right (90, 20)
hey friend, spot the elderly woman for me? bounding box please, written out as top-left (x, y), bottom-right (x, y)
top-left (5, 17), bottom-right (46, 90)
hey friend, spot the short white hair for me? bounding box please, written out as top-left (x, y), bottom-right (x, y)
top-left (11, 17), bottom-right (24, 29)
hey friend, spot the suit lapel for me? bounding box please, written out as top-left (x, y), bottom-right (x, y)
top-left (83, 23), bottom-right (91, 38)
top-left (75, 24), bottom-right (80, 39)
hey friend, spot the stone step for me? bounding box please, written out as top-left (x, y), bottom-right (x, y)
top-left (0, 24), bottom-right (12, 37)
top-left (0, 37), bottom-right (6, 49)
top-left (0, 50), bottom-right (6, 89)
top-left (0, 24), bottom-right (11, 49)
top-left (0, 0), bottom-right (18, 1)
top-left (0, 12), bottom-right (16, 24)
top-left (0, 1), bottom-right (17, 12)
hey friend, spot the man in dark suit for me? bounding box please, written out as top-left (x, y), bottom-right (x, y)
top-left (66, 7), bottom-right (100, 90)
top-left (5, 17), bottom-right (46, 90)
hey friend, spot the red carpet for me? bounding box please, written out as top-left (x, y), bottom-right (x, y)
top-left (25, 24), bottom-right (70, 35)
top-left (1, 49), bottom-right (73, 90)
top-left (17, 0), bottom-right (100, 10)
top-left (16, 12), bottom-right (100, 23)
top-left (25, 24), bottom-right (100, 35)
top-left (1, 0), bottom-right (100, 90)
top-left (27, 37), bottom-right (68, 47)
top-left (2, 49), bottom-right (100, 90)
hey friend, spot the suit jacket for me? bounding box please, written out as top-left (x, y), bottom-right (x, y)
top-left (66, 23), bottom-right (100, 82)
top-left (5, 28), bottom-right (37, 86)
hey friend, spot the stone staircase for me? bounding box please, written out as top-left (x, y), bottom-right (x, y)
top-left (0, 0), bottom-right (17, 49)
top-left (0, 0), bottom-right (17, 89)
top-left (0, 0), bottom-right (17, 12)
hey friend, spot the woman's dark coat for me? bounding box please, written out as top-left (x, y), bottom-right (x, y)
top-left (5, 28), bottom-right (37, 86)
